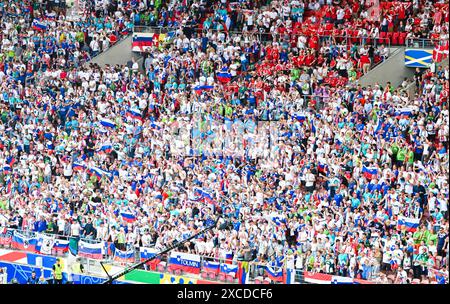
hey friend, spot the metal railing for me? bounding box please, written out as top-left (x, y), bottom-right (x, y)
top-left (405, 38), bottom-right (443, 49)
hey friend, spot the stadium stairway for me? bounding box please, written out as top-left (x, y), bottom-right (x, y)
top-left (357, 47), bottom-right (415, 88)
top-left (88, 35), bottom-right (141, 68)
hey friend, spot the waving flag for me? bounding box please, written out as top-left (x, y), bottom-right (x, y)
top-left (194, 85), bottom-right (214, 95)
top-left (373, 117), bottom-right (383, 135)
top-left (6, 156), bottom-right (16, 167)
top-left (397, 216), bottom-right (420, 232)
top-left (237, 261), bottom-right (249, 284)
top-left (220, 263), bottom-right (238, 276)
top-left (120, 212), bottom-right (136, 223)
top-left (265, 265), bottom-right (284, 282)
top-left (88, 167), bottom-right (113, 181)
top-left (100, 118), bottom-right (116, 129)
top-left (216, 71), bottom-right (232, 83)
top-left (126, 108), bottom-right (144, 122)
top-left (113, 248), bottom-right (135, 263)
top-left (168, 251), bottom-right (201, 274)
top-left (96, 144), bottom-right (113, 153)
top-left (271, 216), bottom-right (286, 227)
top-left (11, 231), bottom-right (37, 252)
top-left (293, 113), bottom-right (306, 122)
top-left (395, 107), bottom-right (413, 117)
top-left (318, 162), bottom-right (328, 175)
top-left (194, 188), bottom-right (217, 206)
top-left (362, 166), bottom-right (378, 179)
top-left (53, 239), bottom-right (70, 253)
top-left (32, 19), bottom-right (47, 31)
top-left (203, 261), bottom-right (220, 274)
top-left (72, 162), bottom-right (87, 171)
top-left (78, 240), bottom-right (104, 259)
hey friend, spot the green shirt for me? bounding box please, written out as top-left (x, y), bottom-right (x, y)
top-left (396, 148), bottom-right (407, 161)
top-left (407, 150), bottom-right (414, 164)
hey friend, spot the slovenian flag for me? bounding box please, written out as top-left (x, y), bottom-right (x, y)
top-left (126, 108), bottom-right (144, 122)
top-left (140, 247), bottom-right (158, 260)
top-left (44, 12), bottom-right (57, 20)
top-left (318, 162), bottom-right (328, 175)
top-left (397, 216), bottom-right (420, 232)
top-left (78, 240), bottom-right (104, 259)
top-left (331, 276), bottom-right (355, 284)
top-left (362, 166), bottom-right (378, 179)
top-left (220, 263), bottom-right (238, 276)
top-left (132, 33), bottom-right (156, 50)
top-left (97, 144), bottom-right (113, 153)
top-left (373, 117), bottom-right (383, 135)
top-left (72, 162), bottom-right (86, 171)
top-left (194, 85), bottom-right (214, 95)
top-left (100, 118), bottom-right (116, 129)
top-left (203, 261), bottom-right (220, 274)
top-left (113, 248), bottom-right (135, 263)
top-left (88, 167), bottom-right (113, 181)
top-left (271, 216), bottom-right (286, 227)
top-left (53, 239), bottom-right (70, 253)
top-left (11, 231), bottom-right (37, 252)
top-left (168, 251), bottom-right (201, 274)
top-left (6, 156), bottom-right (16, 167)
top-left (194, 188), bottom-right (217, 206)
top-left (396, 107), bottom-right (413, 117)
top-left (32, 19), bottom-right (47, 31)
top-left (216, 71), bottom-right (232, 83)
top-left (265, 265), bottom-right (284, 282)
top-left (140, 247), bottom-right (160, 270)
top-left (120, 211), bottom-right (136, 223)
top-left (293, 113), bottom-right (306, 122)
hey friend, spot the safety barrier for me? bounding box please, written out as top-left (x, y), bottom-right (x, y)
top-left (0, 228), bottom-right (379, 284)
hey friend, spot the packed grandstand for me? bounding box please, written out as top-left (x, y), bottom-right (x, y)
top-left (0, 0), bottom-right (448, 285)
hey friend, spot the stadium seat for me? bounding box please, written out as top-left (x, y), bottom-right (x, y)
top-left (412, 278), bottom-right (421, 284)
top-left (208, 272), bottom-right (217, 280)
top-left (385, 32), bottom-right (393, 44)
top-left (174, 269), bottom-right (182, 275)
top-left (254, 276), bottom-right (263, 284)
top-left (398, 32), bottom-right (407, 45)
top-left (378, 32), bottom-right (386, 44)
top-left (392, 32), bottom-right (399, 45)
top-left (421, 279), bottom-right (429, 284)
top-left (201, 272), bottom-right (208, 279)
top-left (218, 273), bottom-right (226, 281)
top-left (226, 275), bottom-right (235, 283)
top-left (263, 278), bottom-right (271, 284)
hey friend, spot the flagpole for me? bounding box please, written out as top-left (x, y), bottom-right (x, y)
top-left (102, 216), bottom-right (221, 284)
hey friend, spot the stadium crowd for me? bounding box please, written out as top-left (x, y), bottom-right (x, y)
top-left (0, 0), bottom-right (449, 284)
